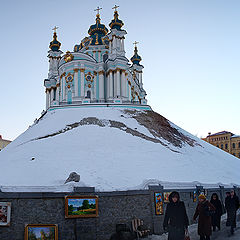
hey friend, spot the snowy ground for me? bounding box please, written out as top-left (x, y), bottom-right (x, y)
top-left (149, 211), bottom-right (240, 240)
top-left (0, 106), bottom-right (240, 191)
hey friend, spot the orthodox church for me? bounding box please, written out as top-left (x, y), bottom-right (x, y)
top-left (44, 6), bottom-right (147, 109)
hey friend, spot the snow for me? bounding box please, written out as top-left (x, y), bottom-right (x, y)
top-left (0, 106), bottom-right (240, 192)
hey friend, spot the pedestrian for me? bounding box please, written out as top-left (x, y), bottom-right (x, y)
top-left (193, 194), bottom-right (216, 240)
top-left (163, 191), bottom-right (189, 240)
top-left (210, 193), bottom-right (223, 231)
top-left (225, 189), bottom-right (240, 235)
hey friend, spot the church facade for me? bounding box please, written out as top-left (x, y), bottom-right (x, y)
top-left (44, 7), bottom-right (147, 109)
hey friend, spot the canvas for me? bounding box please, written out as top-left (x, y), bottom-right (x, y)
top-left (154, 192), bottom-right (164, 215)
top-left (65, 196), bottom-right (98, 218)
top-left (0, 202), bottom-right (11, 226)
top-left (163, 192), bottom-right (171, 203)
top-left (25, 224), bottom-right (58, 240)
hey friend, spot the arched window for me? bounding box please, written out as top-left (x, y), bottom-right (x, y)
top-left (86, 90), bottom-right (91, 99)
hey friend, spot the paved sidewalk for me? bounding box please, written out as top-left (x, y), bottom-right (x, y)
top-left (149, 211), bottom-right (240, 240)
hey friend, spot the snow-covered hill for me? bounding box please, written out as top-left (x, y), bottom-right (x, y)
top-left (0, 106), bottom-right (239, 192)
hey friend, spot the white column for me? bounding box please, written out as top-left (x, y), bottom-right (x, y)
top-left (99, 72), bottom-right (104, 100)
top-left (139, 72), bottom-right (143, 87)
top-left (74, 69), bottom-right (78, 97)
top-left (94, 73), bottom-right (97, 100)
top-left (62, 77), bottom-right (66, 101)
top-left (98, 51), bottom-right (101, 62)
top-left (109, 40), bottom-right (112, 53)
top-left (56, 86), bottom-right (60, 102)
top-left (121, 71), bottom-right (125, 97)
top-left (80, 69), bottom-right (85, 97)
top-left (128, 82), bottom-right (132, 102)
top-left (109, 71), bottom-right (113, 98)
top-left (46, 90), bottom-right (50, 109)
top-left (50, 88), bottom-right (54, 102)
top-left (113, 71), bottom-right (117, 97)
top-left (116, 70), bottom-right (121, 97)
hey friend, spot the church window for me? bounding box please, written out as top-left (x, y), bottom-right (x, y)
top-left (233, 143), bottom-right (235, 149)
top-left (225, 144), bottom-right (228, 149)
top-left (86, 90), bottom-right (91, 99)
top-left (53, 88), bottom-right (56, 100)
top-left (238, 142), bottom-right (240, 148)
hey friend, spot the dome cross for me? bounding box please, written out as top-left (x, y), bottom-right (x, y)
top-left (112, 5), bottom-right (119, 12)
top-left (52, 26), bottom-right (58, 33)
top-left (94, 6), bottom-right (102, 15)
top-left (133, 41), bottom-right (139, 48)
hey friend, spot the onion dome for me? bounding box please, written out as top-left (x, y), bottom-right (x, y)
top-left (109, 9), bottom-right (124, 30)
top-left (131, 44), bottom-right (142, 65)
top-left (88, 13), bottom-right (108, 45)
top-left (49, 31), bottom-right (61, 51)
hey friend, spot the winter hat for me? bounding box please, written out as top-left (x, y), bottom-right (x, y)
top-left (198, 194), bottom-right (206, 200)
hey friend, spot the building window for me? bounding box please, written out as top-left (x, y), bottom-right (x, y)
top-left (86, 90), bottom-right (91, 99)
top-left (221, 144), bottom-right (223, 149)
top-left (233, 143), bottom-right (235, 149)
top-left (238, 142), bottom-right (240, 148)
top-left (225, 144), bottom-right (228, 149)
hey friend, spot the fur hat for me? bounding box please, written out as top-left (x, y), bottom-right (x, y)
top-left (198, 194), bottom-right (206, 200)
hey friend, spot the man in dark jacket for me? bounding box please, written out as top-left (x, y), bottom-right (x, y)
top-left (225, 190), bottom-right (240, 235)
top-left (163, 191), bottom-right (189, 240)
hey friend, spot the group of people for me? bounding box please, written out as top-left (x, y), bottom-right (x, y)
top-left (163, 190), bottom-right (240, 240)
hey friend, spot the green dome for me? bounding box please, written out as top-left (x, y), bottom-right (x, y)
top-left (131, 46), bottom-right (142, 65)
top-left (49, 32), bottom-right (61, 51)
top-left (109, 11), bottom-right (124, 30)
top-left (88, 14), bottom-right (108, 37)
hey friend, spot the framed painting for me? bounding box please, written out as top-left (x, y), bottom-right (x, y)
top-left (25, 224), bottom-right (58, 240)
top-left (154, 192), bottom-right (164, 215)
top-left (163, 192), bottom-right (171, 203)
top-left (65, 195), bottom-right (98, 218)
top-left (0, 202), bottom-right (11, 226)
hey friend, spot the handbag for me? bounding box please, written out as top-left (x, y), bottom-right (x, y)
top-left (184, 229), bottom-right (190, 240)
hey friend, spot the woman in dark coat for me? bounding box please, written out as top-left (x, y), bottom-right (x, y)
top-left (193, 194), bottom-right (216, 240)
top-left (210, 193), bottom-right (223, 231)
top-left (225, 190), bottom-right (240, 235)
top-left (163, 191), bottom-right (189, 240)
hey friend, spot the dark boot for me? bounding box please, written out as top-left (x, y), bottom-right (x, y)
top-left (205, 236), bottom-right (210, 240)
top-left (231, 226), bottom-right (234, 235)
top-left (200, 236), bottom-right (206, 240)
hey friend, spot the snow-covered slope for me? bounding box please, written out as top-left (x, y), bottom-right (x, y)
top-left (0, 106), bottom-right (239, 192)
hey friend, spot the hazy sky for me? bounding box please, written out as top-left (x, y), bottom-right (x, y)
top-left (1, 0), bottom-right (239, 140)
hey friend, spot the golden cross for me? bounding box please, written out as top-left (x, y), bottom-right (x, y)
top-left (112, 5), bottom-right (119, 11)
top-left (52, 26), bottom-right (58, 33)
top-left (94, 6), bottom-right (102, 15)
top-left (133, 41), bottom-right (139, 48)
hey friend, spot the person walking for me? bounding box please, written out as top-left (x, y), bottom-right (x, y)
top-left (193, 194), bottom-right (215, 240)
top-left (210, 193), bottom-right (223, 231)
top-left (163, 191), bottom-right (189, 240)
top-left (225, 189), bottom-right (240, 235)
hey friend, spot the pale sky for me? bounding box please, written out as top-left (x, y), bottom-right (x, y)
top-left (1, 0), bottom-right (239, 141)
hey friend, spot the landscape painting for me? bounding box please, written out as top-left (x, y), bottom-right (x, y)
top-left (0, 202), bottom-right (11, 226)
top-left (25, 224), bottom-right (58, 240)
top-left (65, 196), bottom-right (98, 218)
top-left (154, 192), bottom-right (164, 215)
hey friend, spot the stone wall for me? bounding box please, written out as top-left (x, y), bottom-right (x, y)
top-left (0, 186), bottom-right (239, 240)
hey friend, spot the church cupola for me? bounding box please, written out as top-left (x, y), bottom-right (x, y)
top-left (88, 7), bottom-right (108, 45)
top-left (109, 5), bottom-right (124, 30)
top-left (131, 42), bottom-right (142, 65)
top-left (49, 27), bottom-right (61, 51)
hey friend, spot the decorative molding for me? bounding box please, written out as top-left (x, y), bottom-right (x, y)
top-left (73, 68), bottom-right (79, 72)
top-left (98, 70), bottom-right (104, 75)
top-left (80, 68), bottom-right (85, 72)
